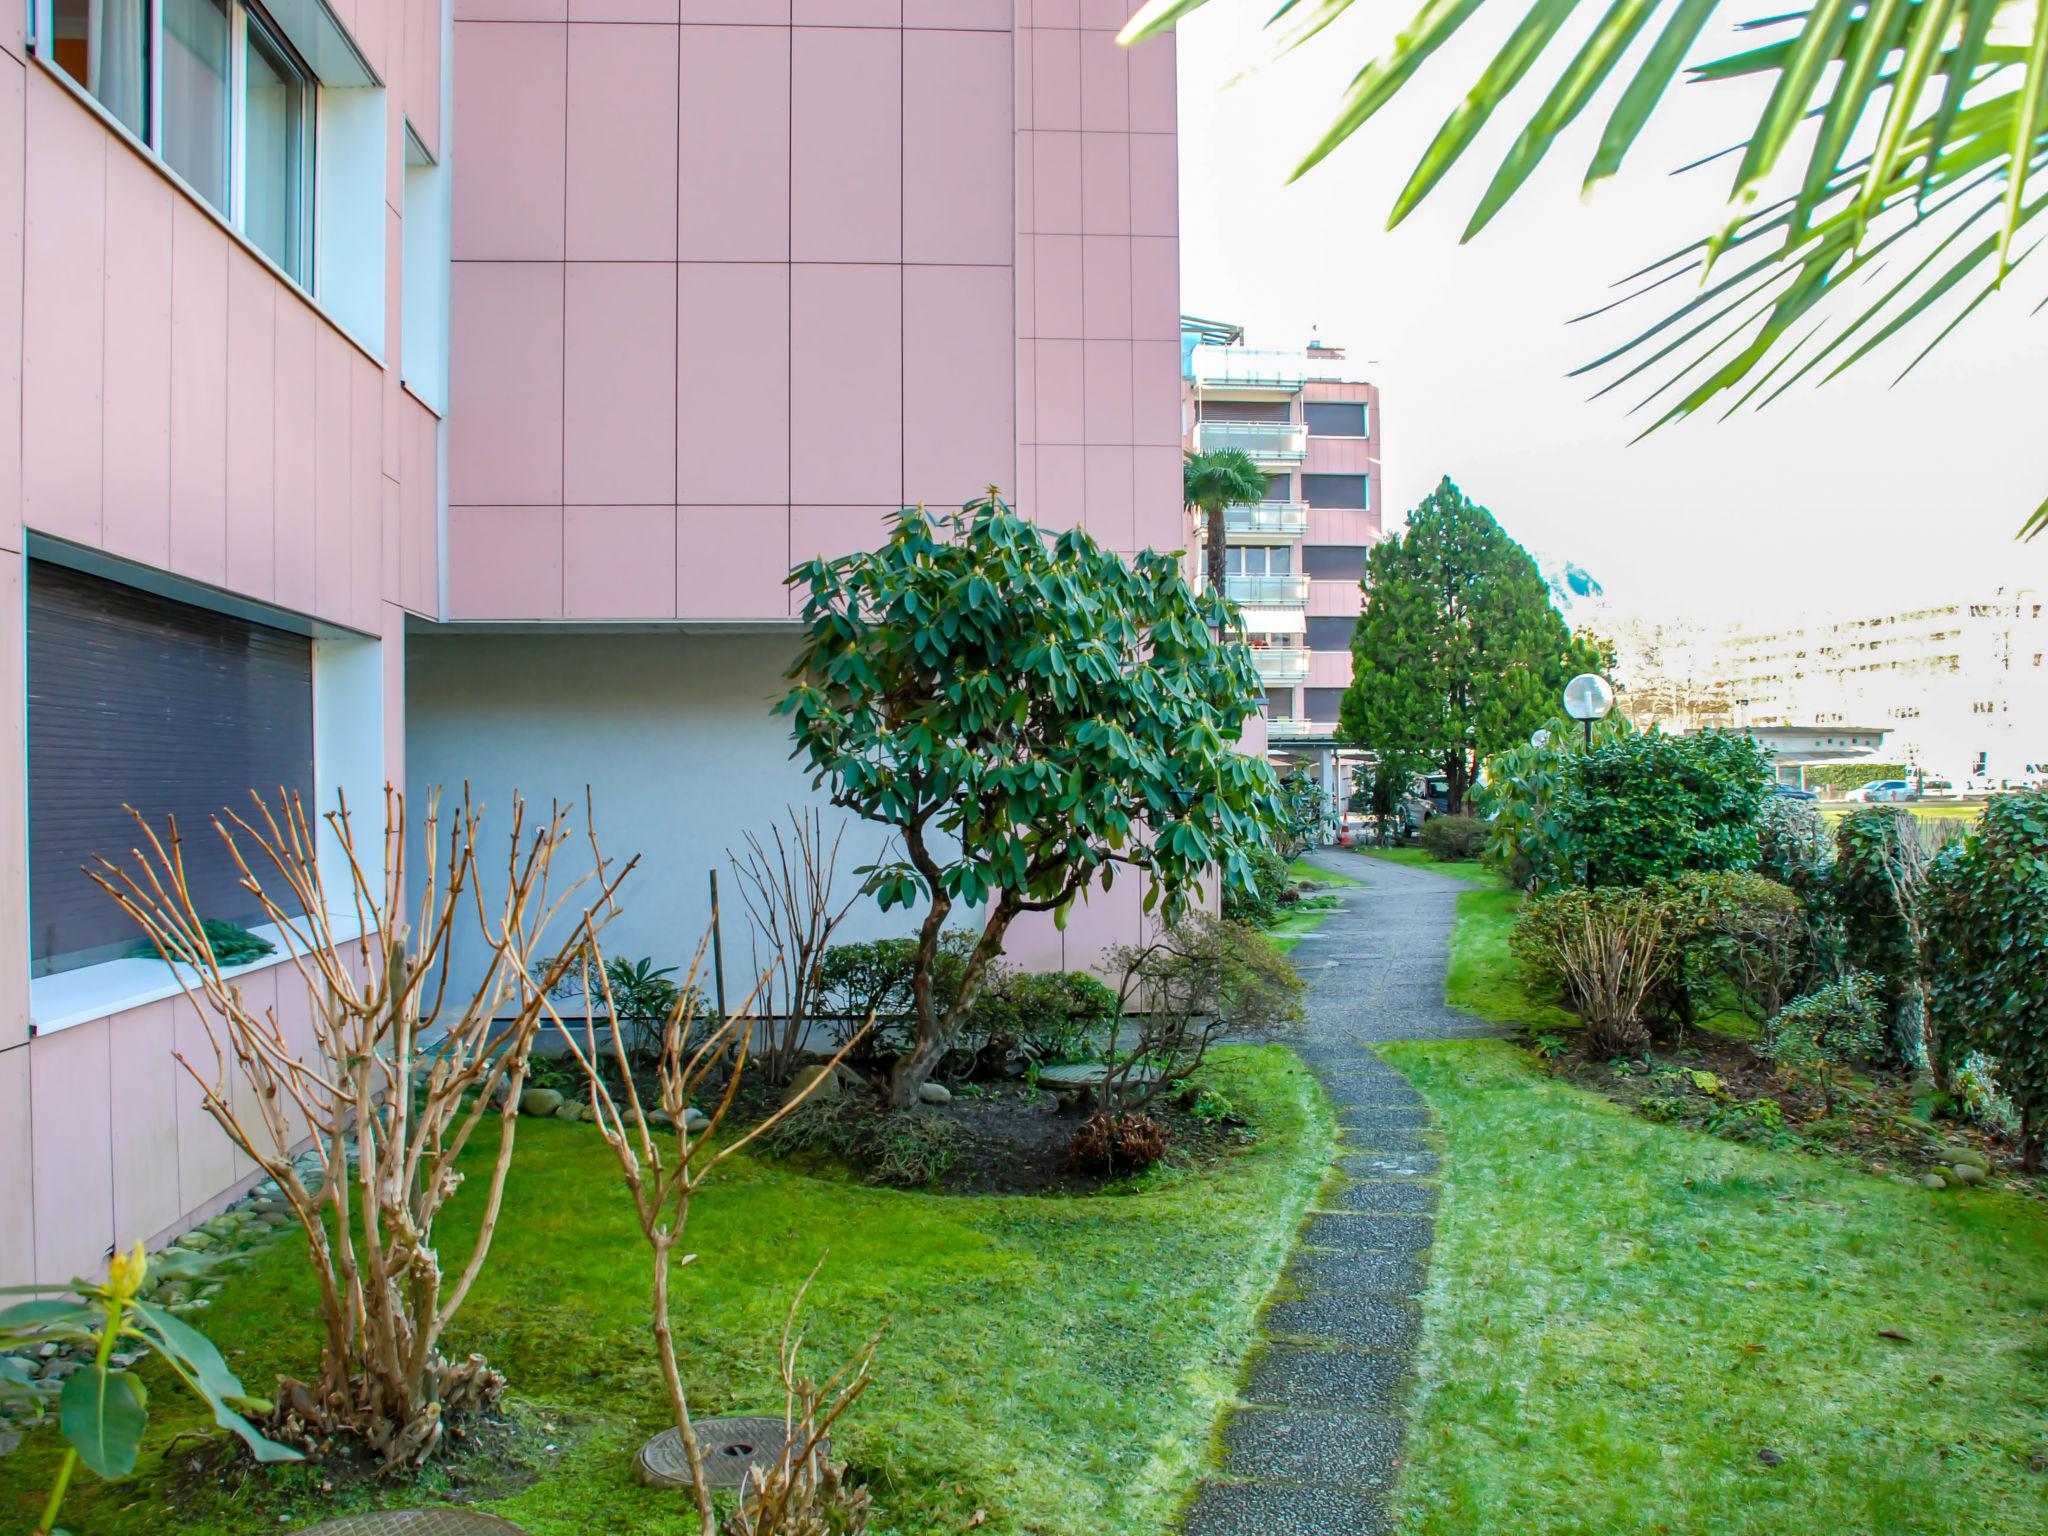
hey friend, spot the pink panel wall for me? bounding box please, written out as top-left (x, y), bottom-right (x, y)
top-left (5, 5), bottom-right (443, 1277)
top-left (449, 7), bottom-right (1183, 618)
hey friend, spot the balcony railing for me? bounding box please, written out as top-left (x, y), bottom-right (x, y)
top-left (1226, 501), bottom-right (1310, 537)
top-left (1248, 646), bottom-right (1310, 684)
top-left (1189, 343), bottom-right (1352, 389)
top-left (1195, 419), bottom-right (1308, 462)
top-left (1225, 573), bottom-right (1309, 605)
top-left (1265, 717), bottom-right (1322, 740)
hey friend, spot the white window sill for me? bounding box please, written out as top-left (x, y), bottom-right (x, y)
top-left (28, 915), bottom-right (366, 1038)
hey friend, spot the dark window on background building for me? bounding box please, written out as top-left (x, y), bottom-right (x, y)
top-left (1198, 399), bottom-right (1291, 422)
top-left (1305, 402), bottom-right (1367, 437)
top-left (1302, 473), bottom-right (1369, 509)
top-left (1307, 617), bottom-right (1355, 652)
top-left (26, 560), bottom-right (314, 975)
top-left (1303, 545), bottom-right (1369, 581)
top-left (1264, 689), bottom-right (1294, 718)
top-left (1264, 473), bottom-right (1292, 500)
top-left (1305, 688), bottom-right (1347, 721)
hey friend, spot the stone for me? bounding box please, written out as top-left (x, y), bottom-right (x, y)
top-left (1946, 1147), bottom-right (1992, 1173)
top-left (1952, 1163), bottom-right (1987, 1186)
top-left (1920, 1173), bottom-right (1949, 1190)
top-left (1887, 1174), bottom-right (1921, 1188)
top-left (917, 1081), bottom-right (952, 1105)
top-left (649, 1109), bottom-right (673, 1128)
top-left (518, 1088), bottom-right (565, 1117)
top-left (683, 1106), bottom-right (710, 1132)
top-left (554, 1101), bottom-right (584, 1122)
top-left (177, 1231), bottom-right (218, 1252)
top-left (784, 1065), bottom-right (840, 1106)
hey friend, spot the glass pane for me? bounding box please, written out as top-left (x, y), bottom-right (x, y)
top-left (245, 22), bottom-right (309, 282)
top-left (1268, 545), bottom-right (1293, 575)
top-left (47, 0), bottom-right (150, 140)
top-left (161, 0), bottom-right (230, 211)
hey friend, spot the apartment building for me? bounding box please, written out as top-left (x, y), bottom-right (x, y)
top-left (1181, 316), bottom-right (1382, 793)
top-left (1713, 590), bottom-right (2048, 784)
top-left (2, 4), bottom-right (1186, 1288)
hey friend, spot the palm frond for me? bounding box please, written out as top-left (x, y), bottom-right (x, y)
top-left (1118, 0), bottom-right (2048, 538)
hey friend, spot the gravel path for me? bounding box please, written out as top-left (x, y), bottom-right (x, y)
top-left (1183, 850), bottom-right (1501, 1535)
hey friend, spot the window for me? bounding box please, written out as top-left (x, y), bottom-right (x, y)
top-left (1303, 545), bottom-right (1368, 580)
top-left (1227, 544), bottom-right (1293, 577)
top-left (1302, 473), bottom-right (1370, 510)
top-left (1305, 402), bottom-right (1367, 437)
top-left (1306, 616), bottom-right (1354, 652)
top-left (243, 13), bottom-right (313, 281)
top-left (1263, 689), bottom-right (1294, 719)
top-left (26, 560), bottom-right (313, 976)
top-left (36, 0), bottom-right (317, 288)
top-left (1305, 688), bottom-right (1346, 721)
top-left (1263, 473), bottom-right (1292, 501)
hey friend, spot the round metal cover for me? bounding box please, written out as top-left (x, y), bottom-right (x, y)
top-left (636, 1415), bottom-right (819, 1491)
top-left (296, 1512), bottom-right (526, 1535)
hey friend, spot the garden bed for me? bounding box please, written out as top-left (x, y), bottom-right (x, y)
top-left (0, 1047), bottom-right (1332, 1536)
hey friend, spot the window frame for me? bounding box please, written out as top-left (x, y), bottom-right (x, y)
top-left (29, 0), bottom-right (319, 291)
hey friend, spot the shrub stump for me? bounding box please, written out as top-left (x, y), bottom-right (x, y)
top-left (636, 1415), bottom-right (819, 1490)
top-left (296, 1512), bottom-right (527, 1535)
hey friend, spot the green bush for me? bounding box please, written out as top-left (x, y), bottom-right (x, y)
top-left (1757, 796), bottom-right (1833, 892)
top-left (1764, 972), bottom-right (1884, 1112)
top-left (1472, 714), bottom-right (1629, 891)
top-left (1223, 843), bottom-right (1290, 926)
top-left (1558, 729), bottom-right (1772, 887)
top-left (961, 969), bottom-right (1119, 1067)
top-left (129, 917), bottom-right (275, 967)
top-left (1804, 761), bottom-right (1907, 791)
top-left (1925, 789), bottom-right (2048, 1170)
top-left (816, 930), bottom-right (982, 1056)
top-left (1418, 814), bottom-right (1489, 862)
top-left (1662, 870), bottom-right (1811, 1028)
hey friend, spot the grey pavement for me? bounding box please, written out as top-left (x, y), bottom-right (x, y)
top-left (1183, 849), bottom-right (1500, 1536)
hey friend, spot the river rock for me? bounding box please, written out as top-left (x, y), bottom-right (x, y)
top-left (519, 1088), bottom-right (565, 1117)
top-left (1919, 1173), bottom-right (1948, 1190)
top-left (784, 1065), bottom-right (840, 1106)
top-left (1952, 1163), bottom-right (1987, 1186)
top-left (683, 1106), bottom-right (710, 1132)
top-left (917, 1082), bottom-right (953, 1105)
top-left (1945, 1146), bottom-right (1991, 1173)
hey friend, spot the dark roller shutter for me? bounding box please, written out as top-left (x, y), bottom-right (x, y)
top-left (27, 560), bottom-right (313, 975)
top-left (1302, 474), bottom-right (1369, 509)
top-left (1306, 617), bottom-right (1354, 652)
top-left (1305, 402), bottom-right (1366, 437)
top-left (1305, 688), bottom-right (1346, 721)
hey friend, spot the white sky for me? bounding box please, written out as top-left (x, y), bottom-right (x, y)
top-left (1172, 3), bottom-right (2048, 622)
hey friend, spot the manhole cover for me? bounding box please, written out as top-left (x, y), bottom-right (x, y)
top-left (297, 1513), bottom-right (526, 1535)
top-left (636, 1415), bottom-right (820, 1490)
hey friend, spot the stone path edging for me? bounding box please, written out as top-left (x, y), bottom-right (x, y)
top-left (1184, 851), bottom-right (1500, 1535)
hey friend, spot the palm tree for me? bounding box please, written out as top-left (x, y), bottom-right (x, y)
top-left (1184, 447), bottom-right (1270, 602)
top-left (1125, 0), bottom-right (2048, 538)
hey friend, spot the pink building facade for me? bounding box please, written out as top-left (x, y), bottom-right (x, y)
top-left (1182, 319), bottom-right (1383, 805)
top-left (2, 2), bottom-right (1183, 1286)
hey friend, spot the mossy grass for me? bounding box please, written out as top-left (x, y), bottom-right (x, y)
top-left (1355, 845), bottom-right (1492, 884)
top-left (1287, 856), bottom-right (1362, 887)
top-left (0, 1048), bottom-right (1332, 1536)
top-left (1386, 1039), bottom-right (2048, 1534)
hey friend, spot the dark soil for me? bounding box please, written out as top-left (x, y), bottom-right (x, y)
top-left (1537, 1026), bottom-right (2038, 1192)
top-left (928, 1080), bottom-right (1254, 1195)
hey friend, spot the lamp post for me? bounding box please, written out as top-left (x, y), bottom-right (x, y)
top-left (1563, 673), bottom-right (1615, 749)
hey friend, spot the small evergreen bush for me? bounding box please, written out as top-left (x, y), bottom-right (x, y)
top-left (1417, 814), bottom-right (1488, 862)
top-left (1559, 729), bottom-right (1773, 887)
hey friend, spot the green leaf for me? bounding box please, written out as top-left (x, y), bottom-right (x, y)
top-left (60, 1365), bottom-right (148, 1480)
top-left (1586, 0), bottom-right (1721, 188)
top-left (0, 1299), bottom-right (96, 1333)
top-left (128, 1300), bottom-right (303, 1463)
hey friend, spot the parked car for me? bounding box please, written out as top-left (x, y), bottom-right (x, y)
top-left (1845, 779), bottom-right (1915, 803)
top-left (1773, 784), bottom-right (1819, 801)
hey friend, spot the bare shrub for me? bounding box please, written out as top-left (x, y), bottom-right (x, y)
top-left (1099, 913), bottom-right (1304, 1115)
top-left (728, 809), bottom-right (861, 1084)
top-left (91, 787), bottom-right (631, 1469)
top-left (1066, 1110), bottom-right (1168, 1174)
top-left (554, 933), bottom-right (873, 1536)
top-left (1514, 887), bottom-right (1671, 1057)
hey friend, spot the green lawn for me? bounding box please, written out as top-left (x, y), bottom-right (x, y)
top-left (1, 1049), bottom-right (1333, 1536)
top-left (1442, 875), bottom-right (1576, 1032)
top-left (1289, 856), bottom-right (1362, 887)
top-left (1355, 846), bottom-right (1492, 885)
top-left (1385, 1039), bottom-right (2048, 1534)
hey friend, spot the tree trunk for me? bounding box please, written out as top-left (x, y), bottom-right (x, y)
top-left (1205, 505), bottom-right (1227, 604)
top-left (1444, 750), bottom-right (1471, 817)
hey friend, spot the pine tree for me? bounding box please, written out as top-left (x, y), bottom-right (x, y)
top-left (1338, 477), bottom-right (1594, 815)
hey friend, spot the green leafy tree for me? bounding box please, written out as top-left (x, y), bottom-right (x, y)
top-left (1926, 790), bottom-right (2048, 1169)
top-left (1338, 477), bottom-right (1591, 815)
top-left (1122, 1), bottom-right (2048, 539)
top-left (778, 491), bottom-right (1285, 1108)
top-left (1183, 447), bottom-right (1269, 602)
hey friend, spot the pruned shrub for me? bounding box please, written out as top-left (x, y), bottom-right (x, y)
top-left (816, 931), bottom-right (982, 1060)
top-left (1512, 886), bottom-right (1672, 1057)
top-left (1925, 789), bottom-right (2048, 1169)
top-left (1418, 813), bottom-right (1488, 862)
top-left (1067, 1110), bottom-right (1168, 1174)
top-left (1558, 729), bottom-right (1772, 887)
top-left (1764, 972), bottom-right (1884, 1113)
